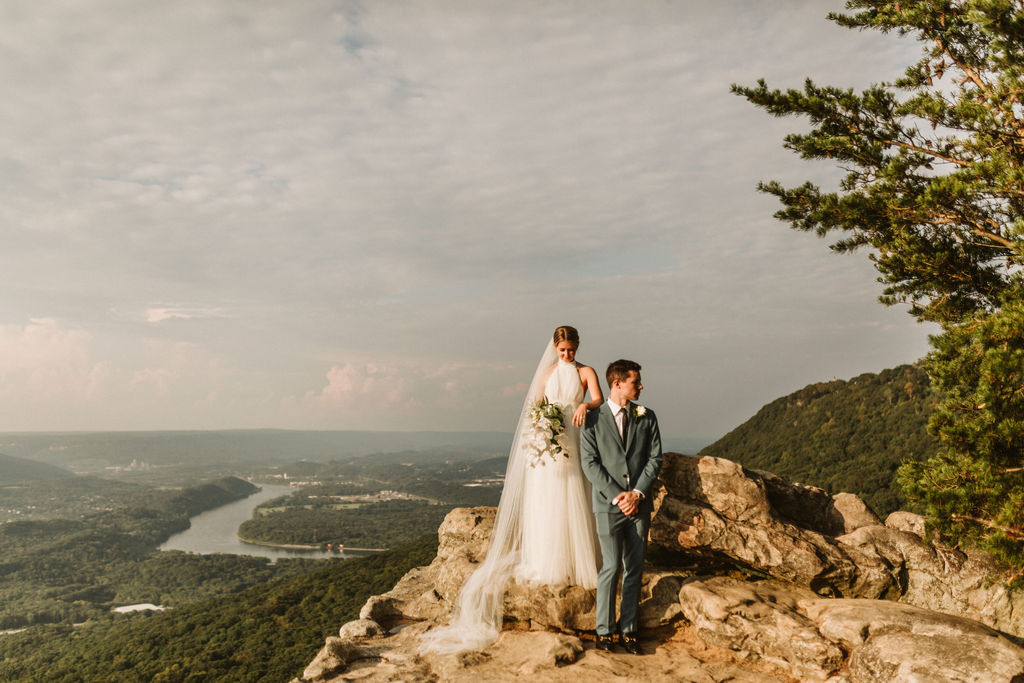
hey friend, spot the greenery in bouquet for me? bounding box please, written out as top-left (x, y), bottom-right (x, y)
top-left (525, 398), bottom-right (569, 467)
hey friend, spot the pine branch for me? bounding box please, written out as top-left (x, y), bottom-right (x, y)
top-left (931, 212), bottom-right (1016, 250)
top-left (877, 134), bottom-right (970, 167)
top-left (936, 38), bottom-right (993, 102)
top-left (950, 513), bottom-right (1024, 541)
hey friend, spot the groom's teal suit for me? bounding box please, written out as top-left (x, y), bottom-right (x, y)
top-left (581, 401), bottom-right (662, 637)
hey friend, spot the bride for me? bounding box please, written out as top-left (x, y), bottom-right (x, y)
top-left (419, 325), bottom-right (603, 654)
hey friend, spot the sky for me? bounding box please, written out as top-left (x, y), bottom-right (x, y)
top-left (0, 0), bottom-right (937, 439)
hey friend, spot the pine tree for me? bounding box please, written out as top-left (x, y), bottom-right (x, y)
top-left (734, 0), bottom-right (1024, 579)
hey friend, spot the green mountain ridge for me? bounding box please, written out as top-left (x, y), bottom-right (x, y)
top-left (700, 364), bottom-right (939, 516)
top-left (0, 453), bottom-right (73, 483)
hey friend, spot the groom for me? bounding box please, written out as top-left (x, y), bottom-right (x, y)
top-left (581, 359), bottom-right (662, 655)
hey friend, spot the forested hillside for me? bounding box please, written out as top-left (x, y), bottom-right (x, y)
top-left (0, 476), bottom-right (300, 629)
top-left (0, 534), bottom-right (438, 682)
top-left (239, 499), bottom-right (450, 549)
top-left (237, 453), bottom-right (506, 550)
top-left (0, 453), bottom-right (72, 483)
top-left (701, 365), bottom-right (938, 515)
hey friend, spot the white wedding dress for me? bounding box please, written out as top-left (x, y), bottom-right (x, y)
top-left (419, 346), bottom-right (600, 655)
top-left (517, 360), bottom-right (600, 587)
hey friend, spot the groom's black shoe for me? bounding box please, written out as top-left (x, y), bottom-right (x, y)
top-left (620, 633), bottom-right (642, 655)
top-left (595, 634), bottom-right (616, 652)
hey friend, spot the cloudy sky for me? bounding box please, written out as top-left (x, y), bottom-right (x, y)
top-left (0, 1), bottom-right (935, 440)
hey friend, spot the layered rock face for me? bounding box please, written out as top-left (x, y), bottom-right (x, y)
top-left (652, 454), bottom-right (1024, 634)
top-left (295, 454), bottom-right (1024, 683)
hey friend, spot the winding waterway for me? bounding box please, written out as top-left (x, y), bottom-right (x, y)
top-left (159, 483), bottom-right (376, 561)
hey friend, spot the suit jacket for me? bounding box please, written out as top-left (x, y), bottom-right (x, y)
top-left (581, 401), bottom-right (663, 515)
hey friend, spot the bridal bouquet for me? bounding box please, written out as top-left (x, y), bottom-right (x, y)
top-left (525, 398), bottom-right (569, 467)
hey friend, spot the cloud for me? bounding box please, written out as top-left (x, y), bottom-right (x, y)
top-left (0, 318), bottom-right (109, 401)
top-left (310, 362), bottom-right (419, 412)
top-left (144, 307), bottom-right (229, 324)
top-left (0, 1), bottom-right (935, 435)
top-left (130, 367), bottom-right (179, 395)
top-left (298, 357), bottom-right (526, 429)
top-left (503, 383), bottom-right (529, 398)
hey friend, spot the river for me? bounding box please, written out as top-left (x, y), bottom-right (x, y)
top-left (159, 483), bottom-right (377, 561)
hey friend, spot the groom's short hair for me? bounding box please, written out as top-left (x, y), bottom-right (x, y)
top-left (606, 359), bottom-right (641, 387)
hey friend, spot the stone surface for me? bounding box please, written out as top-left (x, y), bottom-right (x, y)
top-left (431, 506), bottom-right (497, 604)
top-left (297, 452), bottom-right (1024, 683)
top-left (302, 637), bottom-right (376, 682)
top-left (503, 581), bottom-right (596, 632)
top-left (650, 454), bottom-right (895, 600)
top-left (830, 492), bottom-right (882, 533)
top-left (802, 599), bottom-right (1024, 683)
top-left (338, 618), bottom-right (383, 639)
top-left (678, 576), bottom-right (844, 681)
top-left (838, 522), bottom-right (1024, 636)
top-left (652, 453), bottom-right (1024, 636)
top-left (885, 510), bottom-right (925, 538)
top-left (638, 571), bottom-right (688, 628)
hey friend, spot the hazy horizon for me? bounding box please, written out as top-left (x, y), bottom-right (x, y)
top-left (0, 428), bottom-right (715, 463)
top-left (1, 1), bottom-right (934, 436)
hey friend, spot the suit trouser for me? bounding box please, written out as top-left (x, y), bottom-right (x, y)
top-left (594, 508), bottom-right (650, 636)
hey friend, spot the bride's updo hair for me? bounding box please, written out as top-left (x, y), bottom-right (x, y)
top-left (552, 325), bottom-right (580, 347)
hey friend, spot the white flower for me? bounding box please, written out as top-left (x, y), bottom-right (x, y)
top-left (634, 405), bottom-right (647, 418)
top-left (526, 397), bottom-right (569, 467)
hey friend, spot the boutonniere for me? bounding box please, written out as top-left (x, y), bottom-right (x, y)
top-left (633, 405), bottom-right (647, 419)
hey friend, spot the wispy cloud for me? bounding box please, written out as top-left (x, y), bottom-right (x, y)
top-left (145, 307), bottom-right (229, 324)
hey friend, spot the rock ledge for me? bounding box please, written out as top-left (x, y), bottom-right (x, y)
top-left (294, 453), bottom-right (1024, 683)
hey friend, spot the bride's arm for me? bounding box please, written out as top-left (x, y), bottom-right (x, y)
top-left (573, 365), bottom-right (603, 426)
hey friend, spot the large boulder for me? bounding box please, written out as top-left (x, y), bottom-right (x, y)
top-left (679, 576), bottom-right (1024, 682)
top-left (678, 577), bottom-right (844, 680)
top-left (803, 598), bottom-right (1024, 682)
top-left (652, 453), bottom-right (1024, 636)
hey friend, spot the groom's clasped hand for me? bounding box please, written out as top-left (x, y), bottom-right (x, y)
top-left (611, 489), bottom-right (641, 516)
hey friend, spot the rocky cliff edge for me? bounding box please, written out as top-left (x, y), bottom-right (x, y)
top-left (294, 453), bottom-right (1024, 682)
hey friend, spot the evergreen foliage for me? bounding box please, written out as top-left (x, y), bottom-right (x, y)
top-left (702, 365), bottom-right (937, 515)
top-left (736, 1), bottom-right (1024, 577)
top-left (900, 302), bottom-right (1024, 577)
top-left (0, 534), bottom-right (438, 682)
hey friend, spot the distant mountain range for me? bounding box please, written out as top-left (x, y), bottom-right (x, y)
top-left (0, 429), bottom-right (714, 477)
top-left (0, 453), bottom-right (73, 483)
top-left (0, 430), bottom-right (514, 474)
top-left (700, 364), bottom-right (938, 516)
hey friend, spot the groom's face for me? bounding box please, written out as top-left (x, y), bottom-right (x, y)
top-left (617, 371), bottom-right (642, 401)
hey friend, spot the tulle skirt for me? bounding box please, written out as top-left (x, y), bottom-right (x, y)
top-left (516, 422), bottom-right (600, 588)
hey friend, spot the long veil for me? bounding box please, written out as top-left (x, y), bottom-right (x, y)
top-left (418, 338), bottom-right (557, 654)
